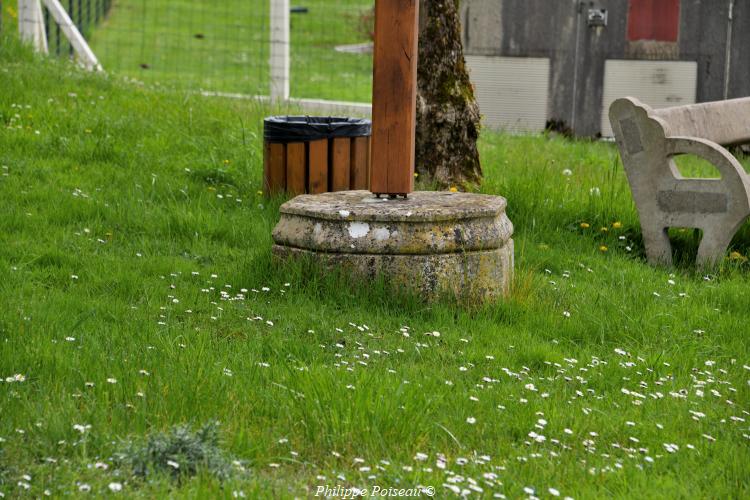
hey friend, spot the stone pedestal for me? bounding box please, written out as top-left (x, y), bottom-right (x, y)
top-left (272, 191), bottom-right (514, 302)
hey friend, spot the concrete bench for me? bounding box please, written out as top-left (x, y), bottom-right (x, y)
top-left (609, 97), bottom-right (750, 267)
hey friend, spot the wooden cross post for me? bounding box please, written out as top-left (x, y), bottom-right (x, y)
top-left (370, 0), bottom-right (419, 198)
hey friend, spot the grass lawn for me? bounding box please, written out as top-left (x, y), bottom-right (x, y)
top-left (1, 36), bottom-right (750, 498)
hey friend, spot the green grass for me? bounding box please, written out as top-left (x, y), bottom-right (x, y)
top-left (83, 0), bottom-right (374, 101)
top-left (1, 36), bottom-right (750, 499)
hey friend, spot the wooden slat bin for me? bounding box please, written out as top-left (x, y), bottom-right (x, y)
top-left (263, 116), bottom-right (372, 196)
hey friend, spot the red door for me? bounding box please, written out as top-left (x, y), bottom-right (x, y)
top-left (627, 0), bottom-right (681, 42)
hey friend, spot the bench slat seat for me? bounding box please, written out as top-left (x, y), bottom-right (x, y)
top-left (653, 97), bottom-right (750, 146)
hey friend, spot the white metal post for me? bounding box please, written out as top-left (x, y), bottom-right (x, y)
top-left (41, 0), bottom-right (102, 71)
top-left (270, 0), bottom-right (290, 102)
top-left (18, 0), bottom-right (49, 54)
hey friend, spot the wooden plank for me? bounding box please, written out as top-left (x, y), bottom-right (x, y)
top-left (264, 142), bottom-right (286, 195)
top-left (350, 136), bottom-right (370, 190)
top-left (331, 137), bottom-right (351, 192)
top-left (286, 142), bottom-right (306, 195)
top-left (263, 141), bottom-right (272, 195)
top-left (367, 136), bottom-right (372, 191)
top-left (308, 139), bottom-right (329, 194)
top-left (370, 0), bottom-right (419, 195)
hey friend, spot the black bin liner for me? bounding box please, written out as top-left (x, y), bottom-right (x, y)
top-left (264, 116), bottom-right (372, 143)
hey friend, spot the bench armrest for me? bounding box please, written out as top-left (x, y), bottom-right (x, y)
top-left (665, 136), bottom-right (747, 183)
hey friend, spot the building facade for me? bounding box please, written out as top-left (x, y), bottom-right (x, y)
top-left (461, 0), bottom-right (749, 137)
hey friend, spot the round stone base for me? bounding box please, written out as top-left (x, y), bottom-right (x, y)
top-left (272, 190), bottom-right (514, 303)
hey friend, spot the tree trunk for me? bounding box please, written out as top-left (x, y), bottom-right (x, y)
top-left (415, 0), bottom-right (482, 190)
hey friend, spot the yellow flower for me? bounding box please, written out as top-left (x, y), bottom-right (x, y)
top-left (600, 227), bottom-right (608, 233)
top-left (599, 245), bottom-right (608, 252)
top-left (449, 187), bottom-right (458, 193)
top-left (223, 159), bottom-right (231, 165)
top-left (612, 221), bottom-right (623, 229)
top-left (414, 172), bottom-right (419, 178)
top-left (580, 223), bottom-right (590, 229)
top-left (256, 190), bottom-right (264, 196)
top-left (729, 251), bottom-right (746, 262)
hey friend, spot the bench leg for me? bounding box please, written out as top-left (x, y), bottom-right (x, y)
top-left (696, 225), bottom-right (736, 268)
top-left (642, 224), bottom-right (673, 267)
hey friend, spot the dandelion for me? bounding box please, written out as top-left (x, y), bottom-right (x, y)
top-left (106, 378), bottom-right (117, 384)
top-left (466, 416), bottom-right (477, 424)
top-left (580, 222), bottom-right (590, 229)
top-left (108, 482), bottom-right (123, 492)
top-left (562, 169), bottom-right (573, 176)
top-left (449, 187), bottom-right (458, 193)
top-left (612, 221), bottom-right (623, 229)
top-left (599, 245), bottom-right (608, 252)
top-left (729, 251), bottom-right (746, 261)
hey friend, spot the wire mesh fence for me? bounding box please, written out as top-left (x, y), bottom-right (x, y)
top-left (44, 0), bottom-right (112, 59)
top-left (289, 0), bottom-right (372, 102)
top-left (8, 0), bottom-right (375, 103)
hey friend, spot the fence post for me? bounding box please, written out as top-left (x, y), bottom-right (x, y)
top-left (19, 0), bottom-right (49, 53)
top-left (270, 0), bottom-right (290, 102)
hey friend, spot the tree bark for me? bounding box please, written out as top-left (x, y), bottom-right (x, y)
top-left (415, 0), bottom-right (482, 189)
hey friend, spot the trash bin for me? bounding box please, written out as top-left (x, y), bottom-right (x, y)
top-left (263, 116), bottom-right (372, 196)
